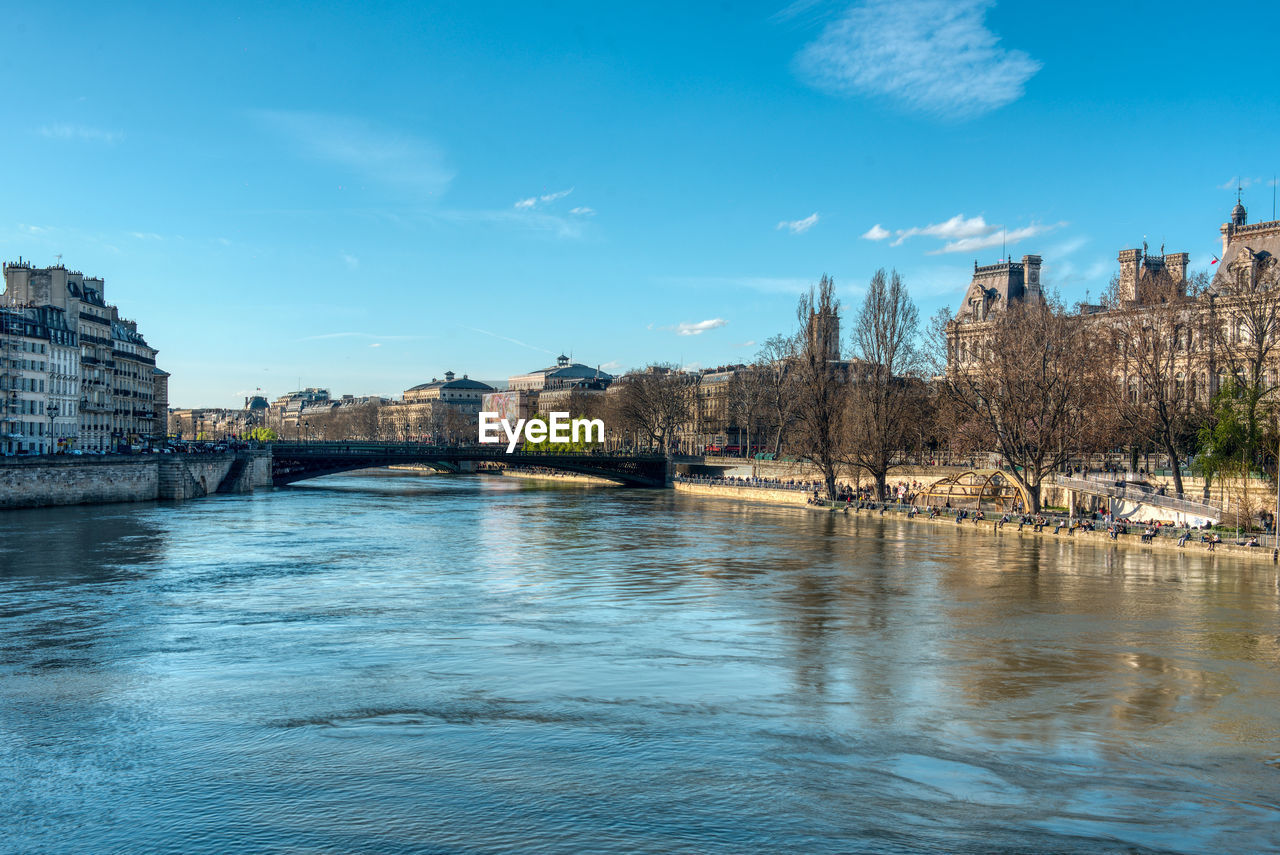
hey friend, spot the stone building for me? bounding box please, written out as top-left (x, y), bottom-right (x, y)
top-left (2, 261), bottom-right (162, 451)
top-left (946, 202), bottom-right (1280, 407)
top-left (508, 355), bottom-right (613, 392)
top-left (378, 371), bottom-right (494, 442)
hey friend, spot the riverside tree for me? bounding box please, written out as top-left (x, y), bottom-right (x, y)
top-left (790, 275), bottom-right (846, 500)
top-left (846, 268), bottom-right (923, 500)
top-left (941, 298), bottom-right (1108, 512)
top-left (756, 334), bottom-right (797, 455)
top-left (1106, 269), bottom-right (1209, 497)
top-left (612, 364), bottom-right (693, 452)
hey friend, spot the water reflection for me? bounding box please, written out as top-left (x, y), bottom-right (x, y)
top-left (0, 473), bottom-right (1277, 854)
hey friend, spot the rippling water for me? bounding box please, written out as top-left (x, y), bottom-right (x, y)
top-left (1, 472), bottom-right (1278, 854)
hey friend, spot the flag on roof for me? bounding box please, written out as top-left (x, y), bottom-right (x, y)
top-left (1210, 255), bottom-right (1219, 265)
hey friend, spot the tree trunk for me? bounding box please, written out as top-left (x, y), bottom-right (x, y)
top-left (1161, 430), bottom-right (1185, 497)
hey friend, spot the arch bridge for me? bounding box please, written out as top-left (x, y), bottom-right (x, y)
top-left (269, 441), bottom-right (670, 488)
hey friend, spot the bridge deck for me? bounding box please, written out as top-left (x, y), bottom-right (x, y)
top-left (269, 442), bottom-right (671, 488)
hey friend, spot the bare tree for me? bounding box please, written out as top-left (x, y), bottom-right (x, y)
top-left (790, 275), bottom-right (846, 500)
top-left (727, 366), bottom-right (769, 457)
top-left (1106, 270), bottom-right (1208, 496)
top-left (756, 334), bottom-right (797, 455)
top-left (943, 299), bottom-right (1108, 512)
top-left (846, 269), bottom-right (922, 499)
top-left (613, 364), bottom-right (693, 452)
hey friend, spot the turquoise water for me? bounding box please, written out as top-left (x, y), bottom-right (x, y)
top-left (1, 472), bottom-right (1277, 854)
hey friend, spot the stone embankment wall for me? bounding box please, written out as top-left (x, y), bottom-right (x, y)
top-left (674, 481), bottom-right (811, 506)
top-left (676, 480), bottom-right (1278, 564)
top-left (0, 450), bottom-right (271, 510)
top-left (499, 468), bottom-right (621, 486)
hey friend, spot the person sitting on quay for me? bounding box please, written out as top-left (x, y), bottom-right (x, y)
top-left (1177, 529), bottom-right (1190, 547)
top-left (1207, 533), bottom-right (1221, 551)
top-left (1140, 527), bottom-right (1155, 543)
top-left (1246, 535), bottom-right (1260, 547)
top-left (973, 509), bottom-right (985, 525)
top-left (998, 513), bottom-right (1009, 529)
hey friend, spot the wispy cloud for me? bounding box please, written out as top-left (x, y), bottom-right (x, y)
top-left (254, 110), bottom-right (453, 196)
top-left (514, 187), bottom-right (573, 209)
top-left (462, 326), bottom-right (557, 355)
top-left (734, 340), bottom-right (758, 348)
top-left (884, 213), bottom-right (1062, 254)
top-left (38, 123), bottom-right (123, 143)
top-left (931, 222), bottom-right (1062, 255)
top-left (795, 0), bottom-right (1041, 119)
top-left (777, 212), bottom-right (820, 234)
top-left (599, 360), bottom-right (623, 373)
top-left (130, 232), bottom-right (163, 241)
top-left (891, 213), bottom-right (991, 246)
top-left (1219, 176), bottom-right (1279, 191)
top-left (670, 318), bottom-right (728, 336)
top-left (861, 223), bottom-right (890, 241)
top-left (569, 206), bottom-right (596, 216)
top-left (369, 342), bottom-right (381, 348)
top-left (341, 253), bottom-right (359, 269)
top-left (437, 208), bottom-right (585, 240)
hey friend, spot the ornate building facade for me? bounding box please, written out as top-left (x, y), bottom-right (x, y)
top-left (946, 202), bottom-right (1280, 408)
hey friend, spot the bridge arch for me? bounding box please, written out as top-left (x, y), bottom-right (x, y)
top-left (268, 442), bottom-right (669, 488)
top-left (921, 469), bottom-right (1033, 513)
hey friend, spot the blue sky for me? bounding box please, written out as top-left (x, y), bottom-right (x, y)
top-left (3, 0), bottom-right (1278, 407)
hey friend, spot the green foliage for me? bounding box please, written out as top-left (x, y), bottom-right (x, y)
top-left (520, 415), bottom-right (602, 452)
top-left (245, 426), bottom-right (279, 442)
top-left (1195, 380), bottom-right (1276, 481)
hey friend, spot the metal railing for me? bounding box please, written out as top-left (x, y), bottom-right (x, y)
top-left (1052, 474), bottom-right (1222, 518)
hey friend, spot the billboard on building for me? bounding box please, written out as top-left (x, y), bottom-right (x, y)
top-left (483, 391), bottom-right (524, 422)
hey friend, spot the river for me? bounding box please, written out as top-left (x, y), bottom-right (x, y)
top-left (1, 472), bottom-right (1277, 854)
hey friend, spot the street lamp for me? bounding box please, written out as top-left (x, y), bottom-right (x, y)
top-left (45, 401), bottom-right (58, 455)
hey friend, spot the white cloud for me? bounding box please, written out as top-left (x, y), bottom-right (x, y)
top-left (341, 253), bottom-right (359, 269)
top-left (861, 223), bottom-right (890, 241)
top-left (600, 360), bottom-right (623, 373)
top-left (369, 342), bottom-right (381, 348)
top-left (930, 222), bottom-right (1062, 254)
top-left (673, 318), bottom-right (728, 336)
top-left (437, 208), bottom-right (585, 239)
top-left (462, 326), bottom-right (557, 355)
top-left (882, 212), bottom-right (1063, 255)
top-left (569, 206), bottom-right (596, 216)
top-left (38, 123), bottom-right (123, 143)
top-left (513, 187), bottom-right (573, 209)
top-left (254, 110), bottom-right (453, 197)
top-left (129, 232), bottom-right (162, 241)
top-left (795, 0), bottom-right (1041, 119)
top-left (777, 212), bottom-right (820, 234)
top-left (892, 213), bottom-right (990, 246)
top-left (734, 340), bottom-right (758, 348)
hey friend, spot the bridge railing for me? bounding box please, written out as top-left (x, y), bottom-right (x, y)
top-left (269, 441), bottom-right (667, 459)
top-left (1051, 474), bottom-right (1222, 518)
